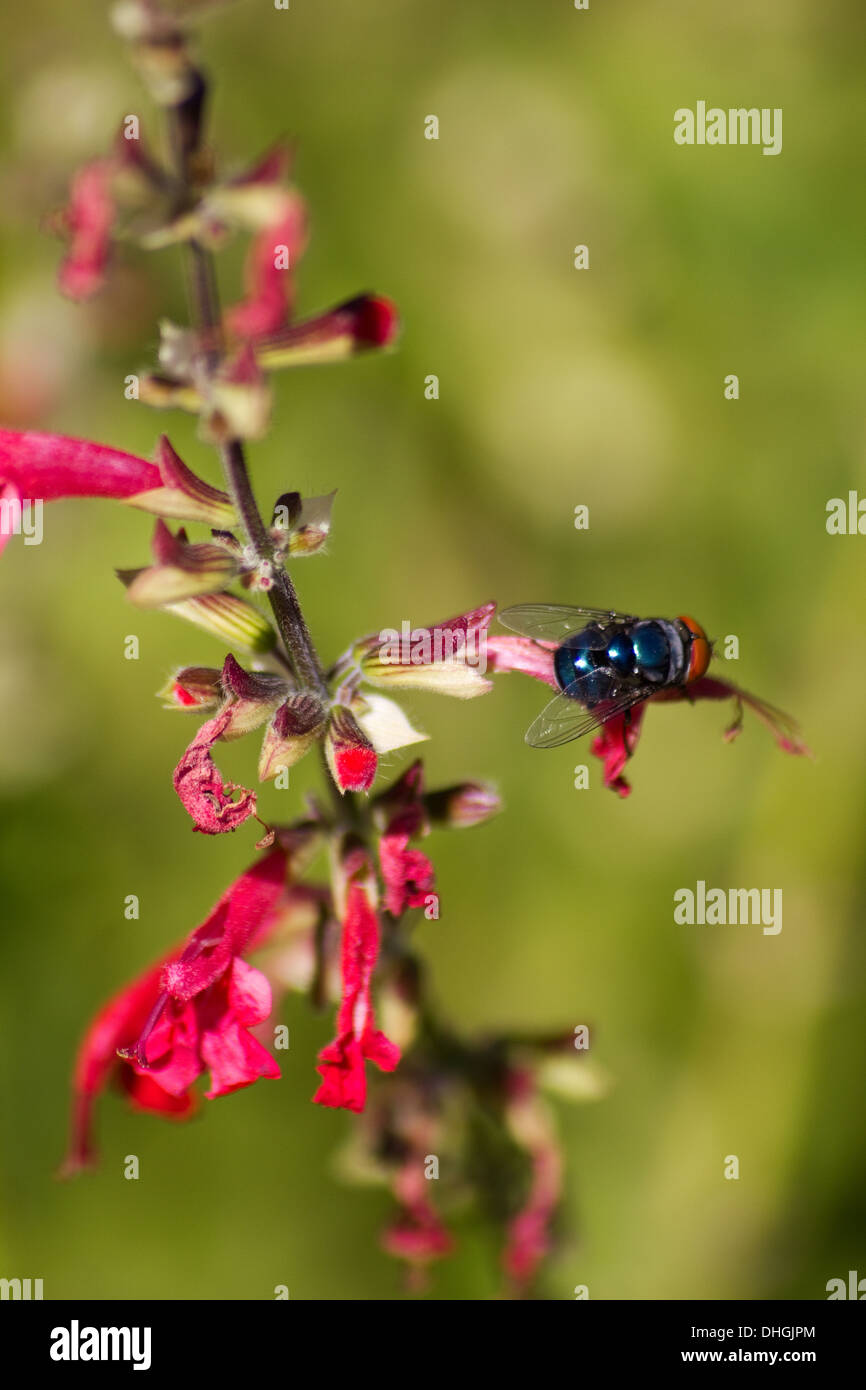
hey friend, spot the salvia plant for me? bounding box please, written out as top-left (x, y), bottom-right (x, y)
top-left (0, 0), bottom-right (809, 1296)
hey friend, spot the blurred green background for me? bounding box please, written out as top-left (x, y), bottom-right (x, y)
top-left (1, 0), bottom-right (864, 1300)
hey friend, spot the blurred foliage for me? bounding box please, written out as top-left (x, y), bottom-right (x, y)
top-left (0, 0), bottom-right (865, 1299)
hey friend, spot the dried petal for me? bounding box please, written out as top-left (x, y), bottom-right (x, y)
top-left (172, 706), bottom-right (257, 834)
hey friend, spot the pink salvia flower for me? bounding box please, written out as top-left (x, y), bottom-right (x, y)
top-left (61, 850), bottom-right (288, 1174)
top-left (131, 957), bottom-right (280, 1101)
top-left (313, 880), bottom-right (400, 1113)
top-left (667, 674), bottom-right (813, 756)
top-left (60, 952), bottom-right (191, 1177)
top-left (57, 158), bottom-right (115, 300)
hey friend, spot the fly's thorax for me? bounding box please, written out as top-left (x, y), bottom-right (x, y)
top-left (634, 619), bottom-right (687, 686)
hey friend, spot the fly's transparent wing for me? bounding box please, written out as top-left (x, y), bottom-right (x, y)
top-left (525, 679), bottom-right (650, 749)
top-left (498, 603), bottom-right (636, 642)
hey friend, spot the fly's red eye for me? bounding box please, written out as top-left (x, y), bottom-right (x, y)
top-left (677, 615), bottom-right (712, 683)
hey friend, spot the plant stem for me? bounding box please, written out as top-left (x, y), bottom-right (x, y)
top-left (165, 79), bottom-right (328, 701)
top-left (219, 437), bottom-right (327, 697)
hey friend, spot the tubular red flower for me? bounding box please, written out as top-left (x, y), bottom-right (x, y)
top-left (132, 957), bottom-right (280, 1101)
top-left (503, 1142), bottom-right (561, 1289)
top-left (60, 951), bottom-right (190, 1177)
top-left (590, 675), bottom-right (810, 797)
top-left (0, 429), bottom-right (160, 504)
top-left (255, 293), bottom-right (400, 368)
top-left (0, 430), bottom-right (233, 553)
top-left (313, 881), bottom-right (400, 1113)
top-left (358, 601), bottom-right (496, 698)
top-left (61, 851), bottom-right (288, 1174)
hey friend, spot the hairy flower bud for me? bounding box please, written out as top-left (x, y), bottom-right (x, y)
top-left (271, 489), bottom-right (336, 557)
top-left (218, 654), bottom-right (289, 740)
top-left (423, 781), bottom-right (502, 829)
top-left (118, 519), bottom-right (241, 608)
top-left (258, 693), bottom-right (327, 780)
top-left (159, 666), bottom-right (223, 710)
top-left (325, 706), bottom-right (378, 794)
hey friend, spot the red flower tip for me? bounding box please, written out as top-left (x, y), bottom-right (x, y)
top-left (173, 682), bottom-right (201, 708)
top-left (326, 706), bottom-right (378, 793)
top-left (345, 294), bottom-right (400, 348)
top-left (336, 744), bottom-right (378, 792)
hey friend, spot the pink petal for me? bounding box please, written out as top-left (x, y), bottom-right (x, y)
top-left (227, 195), bottom-right (308, 339)
top-left (57, 158), bottom-right (115, 301)
top-left (486, 635), bottom-right (558, 688)
top-left (0, 430), bottom-right (160, 502)
top-left (159, 848), bottom-right (288, 1002)
top-left (378, 823), bottom-right (435, 916)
